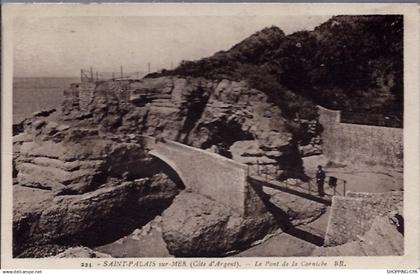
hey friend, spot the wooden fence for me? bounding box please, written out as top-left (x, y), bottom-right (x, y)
top-left (81, 67), bottom-right (144, 83)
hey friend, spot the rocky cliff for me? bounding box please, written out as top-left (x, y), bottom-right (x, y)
top-left (13, 75), bottom-right (311, 257)
top-left (13, 111), bottom-right (182, 257)
top-left (12, 14), bottom-right (404, 258)
top-left (61, 76), bottom-right (304, 178)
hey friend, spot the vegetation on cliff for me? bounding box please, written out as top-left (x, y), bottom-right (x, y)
top-left (149, 15), bottom-right (403, 122)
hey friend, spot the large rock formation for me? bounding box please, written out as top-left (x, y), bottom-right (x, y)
top-left (161, 192), bottom-right (278, 257)
top-left (13, 115), bottom-right (182, 257)
top-left (160, 183), bottom-right (327, 257)
top-left (61, 77), bottom-right (303, 178)
top-left (12, 76), bottom-right (314, 257)
top-left (14, 173), bottom-right (179, 257)
top-left (267, 189), bottom-right (327, 226)
top-left (16, 133), bottom-right (151, 194)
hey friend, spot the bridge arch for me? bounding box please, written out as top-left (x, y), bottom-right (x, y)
top-left (149, 150), bottom-right (186, 190)
top-left (141, 136), bottom-right (250, 215)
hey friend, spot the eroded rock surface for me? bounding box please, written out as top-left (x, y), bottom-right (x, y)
top-left (13, 173), bottom-right (179, 257)
top-left (267, 190), bottom-right (327, 226)
top-left (61, 77), bottom-right (304, 178)
top-left (16, 137), bottom-right (151, 194)
top-left (161, 192), bottom-right (278, 257)
top-left (12, 76), bottom-right (321, 258)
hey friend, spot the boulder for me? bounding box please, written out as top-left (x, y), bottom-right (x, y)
top-left (299, 143), bottom-right (322, 157)
top-left (13, 133), bottom-right (33, 178)
top-left (230, 140), bottom-right (265, 158)
top-left (267, 189), bottom-right (327, 226)
top-left (161, 192), bottom-right (278, 257)
top-left (13, 186), bottom-right (56, 256)
top-left (13, 173), bottom-right (180, 257)
top-left (15, 136), bottom-right (153, 194)
top-left (17, 162), bottom-right (96, 191)
top-left (33, 108), bottom-right (56, 118)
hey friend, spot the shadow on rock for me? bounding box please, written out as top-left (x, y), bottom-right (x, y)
top-left (249, 181), bottom-right (325, 247)
top-left (13, 173), bottom-right (181, 258)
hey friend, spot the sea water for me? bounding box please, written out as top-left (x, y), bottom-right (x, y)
top-left (13, 77), bottom-right (79, 124)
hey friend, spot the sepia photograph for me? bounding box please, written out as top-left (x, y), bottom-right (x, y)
top-left (2, 3), bottom-right (419, 269)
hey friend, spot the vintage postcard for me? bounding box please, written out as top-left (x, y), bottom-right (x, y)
top-left (1, 3), bottom-right (419, 269)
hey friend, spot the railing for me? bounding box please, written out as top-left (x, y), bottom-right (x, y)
top-left (81, 68), bottom-right (144, 83)
top-left (248, 162), bottom-right (347, 203)
top-left (307, 176), bottom-right (347, 197)
top-left (277, 176), bottom-right (346, 199)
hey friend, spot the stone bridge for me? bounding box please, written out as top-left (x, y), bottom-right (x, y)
top-left (141, 136), bottom-right (254, 215)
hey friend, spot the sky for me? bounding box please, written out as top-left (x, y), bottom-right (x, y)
top-left (13, 15), bottom-right (331, 77)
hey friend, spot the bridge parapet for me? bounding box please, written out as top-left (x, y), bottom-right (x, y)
top-left (141, 136), bottom-right (250, 215)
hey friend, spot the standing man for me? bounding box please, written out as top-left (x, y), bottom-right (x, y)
top-left (316, 165), bottom-right (326, 197)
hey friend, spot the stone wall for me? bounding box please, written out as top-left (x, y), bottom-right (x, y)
top-left (79, 82), bottom-right (96, 112)
top-left (318, 106), bottom-right (403, 168)
top-left (143, 136), bottom-right (251, 216)
top-left (62, 82), bottom-right (96, 115)
top-left (324, 191), bottom-right (403, 246)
